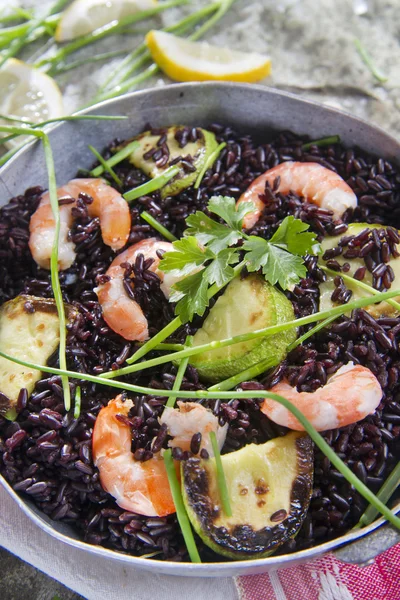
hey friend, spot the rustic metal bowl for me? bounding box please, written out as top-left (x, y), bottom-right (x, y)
top-left (0, 82), bottom-right (399, 577)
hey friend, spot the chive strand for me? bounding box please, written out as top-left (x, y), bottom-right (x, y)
top-left (49, 49), bottom-right (129, 76)
top-left (166, 337), bottom-right (192, 407)
top-left (102, 287), bottom-right (400, 379)
top-left (3, 345), bottom-right (398, 531)
top-left (123, 166), bottom-right (180, 202)
top-left (0, 350), bottom-right (400, 529)
top-left (140, 211), bottom-right (177, 242)
top-left (209, 431), bottom-right (232, 517)
top-left (124, 261), bottom-right (246, 365)
top-left (354, 38), bottom-right (388, 83)
top-left (90, 140), bottom-right (139, 177)
top-left (301, 135), bottom-right (341, 150)
top-left (163, 449), bottom-right (202, 562)
top-left (355, 461), bottom-right (400, 528)
top-left (286, 316), bottom-right (337, 352)
top-left (36, 0), bottom-right (189, 68)
top-left (321, 265), bottom-right (400, 312)
top-left (194, 142), bottom-right (226, 189)
top-left (74, 386), bottom-right (82, 420)
top-left (42, 134), bottom-right (71, 412)
top-left (208, 357), bottom-right (277, 392)
top-left (88, 145), bottom-right (122, 186)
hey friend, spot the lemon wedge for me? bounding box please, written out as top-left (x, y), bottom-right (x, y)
top-left (146, 30), bottom-right (271, 83)
top-left (55, 0), bottom-right (158, 42)
top-left (0, 58), bottom-right (64, 149)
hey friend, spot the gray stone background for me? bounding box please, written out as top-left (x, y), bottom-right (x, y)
top-left (0, 0), bottom-right (399, 598)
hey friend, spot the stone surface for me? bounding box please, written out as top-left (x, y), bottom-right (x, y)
top-left (0, 548), bottom-right (83, 600)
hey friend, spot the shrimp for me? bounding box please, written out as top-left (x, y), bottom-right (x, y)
top-left (160, 401), bottom-right (228, 456)
top-left (95, 238), bottom-right (178, 342)
top-left (29, 178), bottom-right (131, 270)
top-left (237, 161), bottom-right (358, 229)
top-left (260, 362), bottom-right (382, 432)
top-left (93, 395), bottom-right (175, 517)
top-left (92, 396), bottom-right (227, 517)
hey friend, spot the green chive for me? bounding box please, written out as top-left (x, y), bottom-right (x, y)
top-left (301, 135), bottom-right (341, 150)
top-left (42, 134), bottom-right (71, 411)
top-left (74, 386), bottom-right (82, 420)
top-left (90, 140), bottom-right (139, 178)
top-left (1, 348), bottom-right (400, 531)
top-left (140, 211), bottom-right (177, 242)
top-left (4, 407), bottom-right (17, 421)
top-left (209, 431), bottom-right (232, 517)
top-left (321, 265), bottom-right (400, 313)
top-left (287, 315), bottom-right (337, 352)
top-left (166, 337), bottom-right (192, 407)
top-left (208, 356), bottom-right (277, 392)
top-left (354, 38), bottom-right (388, 83)
top-left (49, 49), bottom-right (133, 76)
top-left (163, 449), bottom-right (202, 562)
top-left (355, 461), bottom-right (400, 528)
top-left (124, 166), bottom-right (180, 202)
top-left (88, 145), bottom-right (122, 186)
top-left (124, 261), bottom-right (247, 366)
top-left (194, 142), bottom-right (226, 189)
top-left (101, 287), bottom-right (400, 380)
top-left (36, 0), bottom-right (189, 69)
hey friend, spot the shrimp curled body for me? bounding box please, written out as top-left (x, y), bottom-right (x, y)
top-left (93, 396), bottom-right (227, 517)
top-left (261, 363), bottom-right (382, 431)
top-left (29, 178), bottom-right (131, 270)
top-left (237, 161), bottom-right (357, 229)
top-left (95, 238), bottom-right (178, 342)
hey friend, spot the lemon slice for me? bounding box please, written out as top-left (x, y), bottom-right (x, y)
top-left (0, 58), bottom-right (64, 149)
top-left (55, 0), bottom-right (158, 42)
top-left (146, 30), bottom-right (271, 83)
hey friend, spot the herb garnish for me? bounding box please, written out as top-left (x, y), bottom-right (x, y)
top-left (1, 347), bottom-right (400, 532)
top-left (159, 196), bottom-right (321, 322)
top-left (210, 431), bottom-right (232, 516)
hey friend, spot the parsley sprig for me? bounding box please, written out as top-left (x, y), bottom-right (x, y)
top-left (159, 196), bottom-right (321, 322)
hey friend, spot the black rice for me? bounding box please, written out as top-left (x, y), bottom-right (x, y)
top-left (0, 124), bottom-right (400, 561)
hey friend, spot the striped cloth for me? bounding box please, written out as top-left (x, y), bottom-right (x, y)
top-left (236, 544), bottom-right (400, 600)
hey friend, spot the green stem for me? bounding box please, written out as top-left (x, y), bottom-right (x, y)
top-left (210, 431), bottom-right (232, 516)
top-left (321, 265), bottom-right (400, 312)
top-left (163, 449), bottom-right (201, 562)
top-left (95, 1), bottom-right (220, 98)
top-left (166, 337), bottom-right (192, 407)
top-left (151, 342), bottom-right (185, 352)
top-left (210, 315), bottom-right (338, 392)
top-left (286, 315), bottom-right (337, 352)
top-left (0, 1), bottom-right (67, 67)
top-left (36, 0), bottom-right (189, 68)
top-left (42, 134), bottom-right (71, 411)
top-left (140, 211), bottom-right (177, 242)
top-left (1, 347), bottom-right (399, 531)
top-left (301, 135), bottom-right (341, 150)
top-left (74, 386), bottom-right (82, 420)
top-left (88, 145), bottom-right (122, 186)
top-left (107, 287), bottom-right (400, 378)
top-left (125, 261), bottom-right (247, 365)
top-left (355, 461), bottom-right (400, 528)
top-left (49, 49), bottom-right (129, 75)
top-left (189, 0), bottom-right (237, 41)
top-left (208, 357), bottom-right (277, 392)
top-left (90, 140), bottom-right (139, 177)
top-left (0, 114), bottom-right (34, 125)
top-left (354, 38), bottom-right (388, 83)
top-left (123, 166), bottom-right (180, 202)
top-left (194, 142), bottom-right (226, 189)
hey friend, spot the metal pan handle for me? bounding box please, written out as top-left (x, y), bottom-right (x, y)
top-left (333, 523), bottom-right (400, 566)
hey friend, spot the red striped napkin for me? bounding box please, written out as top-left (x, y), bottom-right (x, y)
top-left (237, 543), bottom-right (400, 600)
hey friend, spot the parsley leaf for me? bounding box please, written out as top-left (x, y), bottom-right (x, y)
top-left (158, 237), bottom-right (212, 273)
top-left (269, 215), bottom-right (321, 256)
top-left (204, 248), bottom-right (239, 288)
top-left (244, 235), bottom-right (307, 289)
top-left (172, 270), bottom-right (209, 323)
top-left (208, 196), bottom-right (255, 230)
top-left (185, 211), bottom-right (241, 254)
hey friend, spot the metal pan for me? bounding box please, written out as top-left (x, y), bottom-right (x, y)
top-left (0, 82), bottom-right (399, 577)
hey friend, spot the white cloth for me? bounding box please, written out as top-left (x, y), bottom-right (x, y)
top-left (0, 486), bottom-right (238, 600)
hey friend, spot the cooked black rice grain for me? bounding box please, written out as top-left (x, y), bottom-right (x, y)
top-left (0, 124), bottom-right (399, 561)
